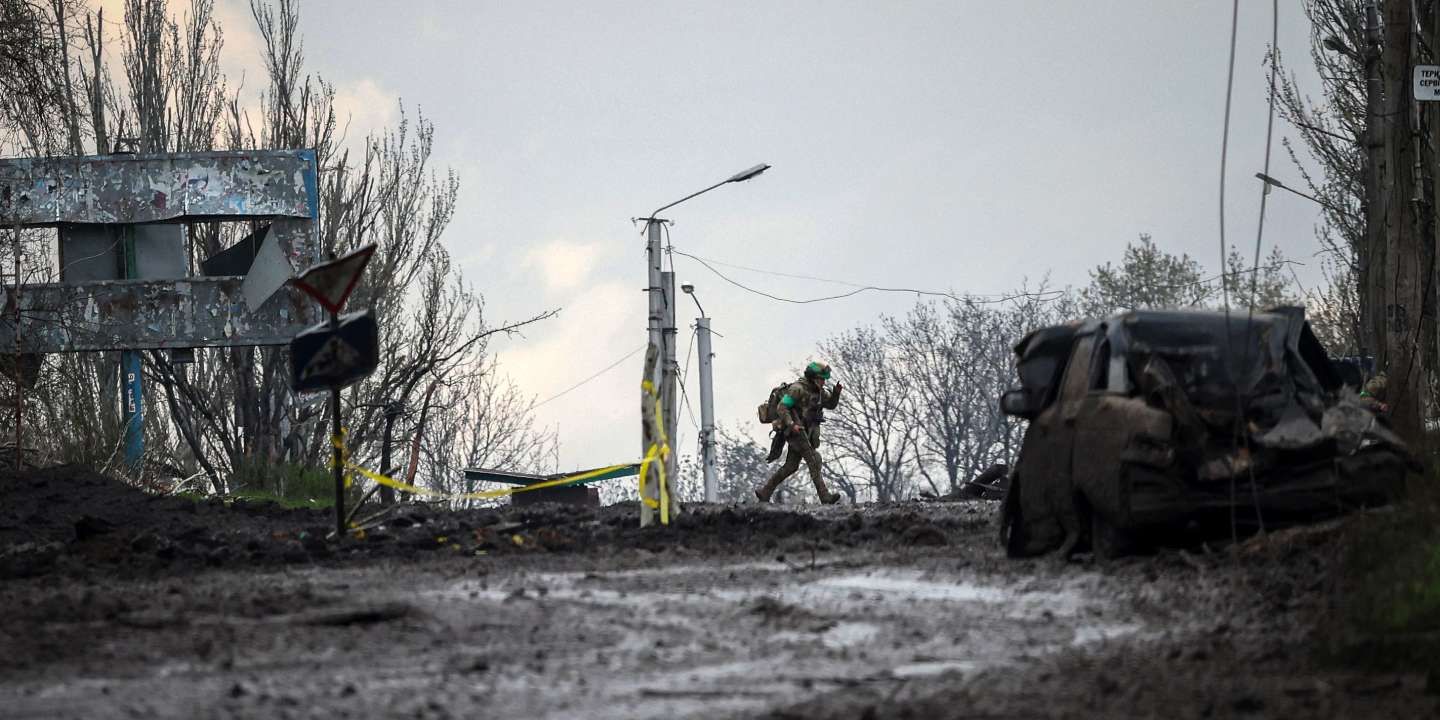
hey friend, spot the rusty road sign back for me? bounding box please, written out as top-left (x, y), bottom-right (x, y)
top-left (289, 311), bottom-right (379, 393)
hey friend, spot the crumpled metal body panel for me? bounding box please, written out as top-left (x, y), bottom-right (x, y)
top-left (1002, 307), bottom-right (1409, 558)
top-left (0, 150), bottom-right (318, 226)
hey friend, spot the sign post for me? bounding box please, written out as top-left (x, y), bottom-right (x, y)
top-left (121, 228), bottom-right (143, 472)
top-left (289, 244), bottom-right (378, 536)
top-left (329, 313), bottom-right (343, 538)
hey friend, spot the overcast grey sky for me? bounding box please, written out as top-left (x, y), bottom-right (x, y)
top-left (241, 1), bottom-right (1327, 472)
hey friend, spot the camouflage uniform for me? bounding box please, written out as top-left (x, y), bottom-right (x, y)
top-left (756, 376), bottom-right (843, 503)
top-left (1360, 373), bottom-right (1390, 417)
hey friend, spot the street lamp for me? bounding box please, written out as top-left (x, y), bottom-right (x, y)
top-left (638, 163), bottom-right (769, 523)
top-left (1322, 34), bottom-right (1356, 59)
top-left (682, 284), bottom-right (717, 502)
top-left (1254, 172), bottom-right (1358, 220)
top-left (681, 283), bottom-right (706, 317)
top-left (648, 164), bottom-right (771, 219)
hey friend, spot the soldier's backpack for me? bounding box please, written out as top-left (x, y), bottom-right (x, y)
top-left (757, 381), bottom-right (791, 424)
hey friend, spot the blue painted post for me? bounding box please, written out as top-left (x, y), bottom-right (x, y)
top-left (123, 350), bottom-right (143, 470)
top-left (121, 228), bottom-right (143, 471)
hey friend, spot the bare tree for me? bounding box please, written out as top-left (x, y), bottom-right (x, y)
top-left (3, 0), bottom-right (560, 500)
top-left (885, 298), bottom-right (1009, 494)
top-left (817, 326), bottom-right (920, 503)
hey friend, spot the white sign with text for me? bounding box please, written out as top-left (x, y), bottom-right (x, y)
top-left (1416, 65), bottom-right (1440, 101)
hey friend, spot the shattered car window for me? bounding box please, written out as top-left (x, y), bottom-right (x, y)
top-left (1013, 324), bottom-right (1081, 409)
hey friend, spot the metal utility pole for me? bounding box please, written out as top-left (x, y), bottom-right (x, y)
top-left (682, 283), bottom-right (716, 503)
top-left (639, 163), bottom-right (769, 525)
top-left (379, 401), bottom-right (403, 505)
top-left (121, 227), bottom-right (144, 472)
top-left (329, 311), bottom-right (345, 536)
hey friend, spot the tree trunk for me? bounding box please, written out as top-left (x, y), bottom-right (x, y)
top-left (1382, 0), bottom-right (1425, 446)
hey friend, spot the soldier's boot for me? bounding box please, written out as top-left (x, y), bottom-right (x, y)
top-left (810, 468), bottom-right (840, 505)
top-left (755, 473), bottom-right (785, 503)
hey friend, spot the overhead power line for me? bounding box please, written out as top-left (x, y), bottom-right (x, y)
top-left (671, 249), bottom-right (1068, 306)
top-left (529, 345), bottom-right (644, 410)
top-left (673, 248), bottom-right (1295, 308)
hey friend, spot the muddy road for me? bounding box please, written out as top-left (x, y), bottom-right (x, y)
top-left (0, 467), bottom-right (1434, 719)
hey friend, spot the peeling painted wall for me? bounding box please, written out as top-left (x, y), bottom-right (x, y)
top-left (0, 150), bottom-right (318, 226)
top-left (1, 150), bottom-right (322, 352)
top-left (0, 277), bottom-right (312, 353)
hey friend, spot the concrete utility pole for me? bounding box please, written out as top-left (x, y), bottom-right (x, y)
top-left (696, 316), bottom-right (716, 502)
top-left (639, 163), bottom-right (769, 524)
top-left (640, 218), bottom-right (666, 527)
top-left (683, 284), bottom-right (716, 503)
top-left (661, 269), bottom-right (678, 505)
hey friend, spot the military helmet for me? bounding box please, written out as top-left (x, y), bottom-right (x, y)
top-left (804, 361), bottom-right (832, 380)
top-left (1363, 373), bottom-right (1388, 400)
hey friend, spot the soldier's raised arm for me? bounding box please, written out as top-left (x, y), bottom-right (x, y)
top-left (823, 381), bottom-right (843, 409)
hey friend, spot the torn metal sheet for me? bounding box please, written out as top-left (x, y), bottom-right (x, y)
top-left (200, 218), bottom-right (318, 277)
top-left (240, 226), bottom-right (294, 313)
top-left (0, 277), bottom-right (311, 352)
top-left (0, 150), bottom-right (318, 226)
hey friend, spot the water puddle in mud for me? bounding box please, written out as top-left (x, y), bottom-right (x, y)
top-left (891, 660), bottom-right (986, 678)
top-left (811, 574), bottom-right (1014, 602)
top-left (818, 621), bottom-right (880, 649)
top-left (416, 559), bottom-right (1143, 715)
top-left (431, 565), bottom-right (1101, 624)
top-left (1072, 623), bottom-right (1143, 646)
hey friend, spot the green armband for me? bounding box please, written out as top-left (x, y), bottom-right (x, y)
top-left (781, 395), bottom-right (795, 407)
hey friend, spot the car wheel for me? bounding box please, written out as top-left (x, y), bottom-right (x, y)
top-left (1000, 472), bottom-right (1027, 557)
top-left (1089, 506), bottom-right (1132, 561)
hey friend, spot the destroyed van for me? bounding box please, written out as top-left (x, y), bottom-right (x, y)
top-left (998, 307), bottom-right (1412, 559)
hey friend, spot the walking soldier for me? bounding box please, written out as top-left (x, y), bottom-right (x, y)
top-left (755, 361), bottom-right (843, 504)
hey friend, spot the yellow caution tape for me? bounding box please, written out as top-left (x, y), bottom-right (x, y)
top-left (329, 428), bottom-right (637, 502)
top-left (639, 379), bottom-right (672, 525)
top-left (325, 374), bottom-right (676, 524)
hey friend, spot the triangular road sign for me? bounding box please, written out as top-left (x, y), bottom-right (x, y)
top-left (292, 244), bottom-right (377, 313)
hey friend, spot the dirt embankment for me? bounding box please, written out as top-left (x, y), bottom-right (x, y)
top-left (0, 465), bottom-right (989, 580)
top-left (0, 466), bottom-right (1436, 719)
